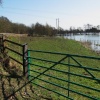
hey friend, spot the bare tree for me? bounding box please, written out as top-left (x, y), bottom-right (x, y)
top-left (97, 25), bottom-right (100, 30)
top-left (84, 24), bottom-right (92, 30)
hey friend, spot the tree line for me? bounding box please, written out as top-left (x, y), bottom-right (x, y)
top-left (0, 16), bottom-right (100, 36)
top-left (65, 24), bottom-right (100, 35)
top-left (0, 16), bottom-right (57, 36)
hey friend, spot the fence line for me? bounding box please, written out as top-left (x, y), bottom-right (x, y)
top-left (0, 34), bottom-right (100, 99)
top-left (0, 34), bottom-right (27, 76)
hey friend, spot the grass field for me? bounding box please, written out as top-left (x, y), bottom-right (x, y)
top-left (2, 35), bottom-right (100, 100)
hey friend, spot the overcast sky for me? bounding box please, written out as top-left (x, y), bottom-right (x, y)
top-left (0, 0), bottom-right (100, 29)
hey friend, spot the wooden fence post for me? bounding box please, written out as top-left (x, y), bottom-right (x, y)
top-left (23, 43), bottom-right (28, 78)
top-left (0, 34), bottom-right (4, 53)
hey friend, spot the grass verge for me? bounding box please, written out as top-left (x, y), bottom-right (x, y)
top-left (2, 35), bottom-right (100, 100)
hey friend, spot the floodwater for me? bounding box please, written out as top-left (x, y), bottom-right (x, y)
top-left (64, 33), bottom-right (100, 52)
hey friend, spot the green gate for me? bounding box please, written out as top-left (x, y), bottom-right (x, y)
top-left (27, 50), bottom-right (100, 100)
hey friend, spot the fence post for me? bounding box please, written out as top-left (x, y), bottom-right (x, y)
top-left (0, 34), bottom-right (4, 53)
top-left (23, 43), bottom-right (28, 78)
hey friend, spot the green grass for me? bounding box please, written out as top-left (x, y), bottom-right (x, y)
top-left (4, 35), bottom-right (100, 100)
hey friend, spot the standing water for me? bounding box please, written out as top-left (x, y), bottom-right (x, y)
top-left (64, 33), bottom-right (100, 52)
